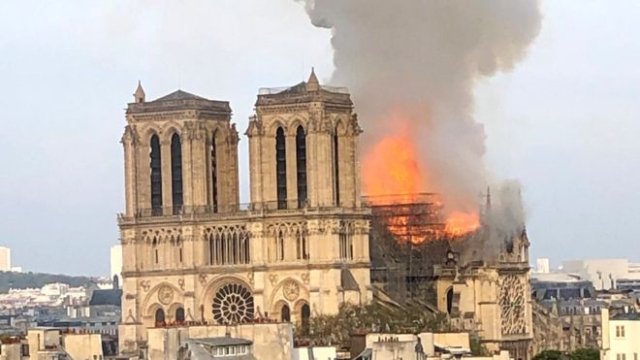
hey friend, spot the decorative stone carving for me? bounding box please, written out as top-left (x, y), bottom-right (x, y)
top-left (499, 274), bottom-right (527, 335)
top-left (199, 273), bottom-right (208, 285)
top-left (140, 280), bottom-right (151, 292)
top-left (301, 273), bottom-right (310, 285)
top-left (282, 280), bottom-right (300, 301)
top-left (157, 285), bottom-right (174, 305)
top-left (178, 279), bottom-right (185, 291)
top-left (247, 272), bottom-right (254, 286)
top-left (268, 274), bottom-right (279, 286)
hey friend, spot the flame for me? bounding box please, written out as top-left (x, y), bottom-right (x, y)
top-left (362, 126), bottom-right (424, 200)
top-left (444, 211), bottom-right (480, 236)
top-left (362, 119), bottom-right (480, 241)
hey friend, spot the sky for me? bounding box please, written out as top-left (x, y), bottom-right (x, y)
top-left (0, 1), bottom-right (638, 276)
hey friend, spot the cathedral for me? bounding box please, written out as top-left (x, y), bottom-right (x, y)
top-left (117, 71), bottom-right (371, 352)
top-left (117, 71), bottom-right (533, 360)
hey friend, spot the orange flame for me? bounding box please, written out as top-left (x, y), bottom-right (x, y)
top-left (444, 211), bottom-right (481, 236)
top-left (362, 119), bottom-right (480, 241)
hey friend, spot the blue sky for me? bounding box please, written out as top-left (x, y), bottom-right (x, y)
top-left (0, 1), bottom-right (638, 275)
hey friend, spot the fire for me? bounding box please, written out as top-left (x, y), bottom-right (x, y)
top-left (362, 125), bottom-right (424, 201)
top-left (362, 120), bottom-right (480, 241)
top-left (444, 211), bottom-right (480, 236)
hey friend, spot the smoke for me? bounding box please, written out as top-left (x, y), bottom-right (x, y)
top-left (297, 0), bottom-right (542, 215)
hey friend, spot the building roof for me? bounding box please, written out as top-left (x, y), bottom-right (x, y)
top-left (127, 89), bottom-right (231, 115)
top-left (154, 90), bottom-right (208, 102)
top-left (89, 289), bottom-right (122, 306)
top-left (256, 69), bottom-right (352, 108)
top-left (341, 269), bottom-right (360, 291)
top-left (193, 337), bottom-right (252, 347)
top-left (611, 312), bottom-right (640, 321)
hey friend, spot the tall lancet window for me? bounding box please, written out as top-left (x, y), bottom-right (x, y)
top-left (333, 132), bottom-right (340, 206)
top-left (171, 133), bottom-right (183, 215)
top-left (150, 134), bottom-right (163, 215)
top-left (210, 132), bottom-right (218, 213)
top-left (276, 127), bottom-right (287, 209)
top-left (295, 126), bottom-right (307, 208)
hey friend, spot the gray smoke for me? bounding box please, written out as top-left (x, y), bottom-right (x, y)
top-left (298, 0), bottom-right (542, 216)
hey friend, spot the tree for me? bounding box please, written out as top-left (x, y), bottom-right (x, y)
top-left (533, 350), bottom-right (570, 360)
top-left (571, 348), bottom-right (600, 360)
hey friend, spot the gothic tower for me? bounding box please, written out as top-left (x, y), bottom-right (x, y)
top-left (118, 76), bottom-right (371, 355)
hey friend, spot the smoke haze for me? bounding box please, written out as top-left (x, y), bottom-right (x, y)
top-left (298, 0), bottom-right (542, 215)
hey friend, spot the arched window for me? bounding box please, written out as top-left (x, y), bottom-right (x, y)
top-left (150, 134), bottom-right (163, 215)
top-left (175, 307), bottom-right (185, 324)
top-left (446, 288), bottom-right (454, 314)
top-left (295, 126), bottom-right (307, 208)
top-left (333, 132), bottom-right (340, 206)
top-left (155, 308), bottom-right (165, 326)
top-left (339, 221), bottom-right (352, 260)
top-left (281, 304), bottom-right (291, 322)
top-left (301, 303), bottom-right (310, 328)
top-left (152, 237), bottom-right (159, 265)
top-left (210, 132), bottom-right (218, 213)
top-left (277, 230), bottom-right (285, 261)
top-left (276, 127), bottom-right (287, 209)
top-left (171, 133), bottom-right (183, 215)
top-left (296, 229), bottom-right (308, 260)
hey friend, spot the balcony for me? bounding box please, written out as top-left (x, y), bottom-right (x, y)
top-left (117, 199), bottom-right (368, 224)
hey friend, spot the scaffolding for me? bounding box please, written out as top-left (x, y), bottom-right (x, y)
top-left (364, 193), bottom-right (454, 304)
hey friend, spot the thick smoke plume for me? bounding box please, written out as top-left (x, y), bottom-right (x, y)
top-left (298, 0), bottom-right (541, 246)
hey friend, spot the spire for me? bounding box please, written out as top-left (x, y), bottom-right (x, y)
top-left (306, 67), bottom-right (320, 92)
top-left (134, 81), bottom-right (146, 103)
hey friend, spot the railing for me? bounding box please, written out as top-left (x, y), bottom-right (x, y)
top-left (118, 199), bottom-right (367, 221)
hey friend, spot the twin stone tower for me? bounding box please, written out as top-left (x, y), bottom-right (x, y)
top-left (117, 71), bottom-right (372, 351)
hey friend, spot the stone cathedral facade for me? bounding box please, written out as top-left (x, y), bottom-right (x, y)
top-left (117, 72), bottom-right (372, 351)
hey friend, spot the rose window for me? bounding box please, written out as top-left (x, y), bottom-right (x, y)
top-left (212, 283), bottom-right (254, 324)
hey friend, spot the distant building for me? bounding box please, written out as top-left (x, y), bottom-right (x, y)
top-left (531, 272), bottom-right (596, 300)
top-left (601, 308), bottom-right (640, 360)
top-left (110, 244), bottom-right (122, 287)
top-left (562, 259), bottom-right (640, 291)
top-left (0, 246), bottom-right (11, 271)
top-left (536, 258), bottom-right (550, 274)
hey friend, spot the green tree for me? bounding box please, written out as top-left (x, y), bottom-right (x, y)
top-left (533, 350), bottom-right (570, 360)
top-left (571, 348), bottom-right (600, 360)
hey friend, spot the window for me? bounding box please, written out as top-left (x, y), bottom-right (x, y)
top-left (275, 127), bottom-right (287, 209)
top-left (333, 132), bottom-right (340, 206)
top-left (175, 307), bottom-right (185, 323)
top-left (301, 303), bottom-right (310, 329)
top-left (295, 126), bottom-right (307, 208)
top-left (152, 237), bottom-right (159, 265)
top-left (170, 133), bottom-right (183, 214)
top-left (155, 308), bottom-right (165, 326)
top-left (616, 325), bottom-right (626, 338)
top-left (617, 354), bottom-right (627, 360)
top-left (276, 230), bottom-right (285, 261)
top-left (281, 304), bottom-right (291, 322)
top-left (210, 132), bottom-right (218, 213)
top-left (150, 134), bottom-right (163, 215)
top-left (339, 222), bottom-right (353, 260)
top-left (296, 229), bottom-right (309, 260)
top-left (207, 228), bottom-right (250, 266)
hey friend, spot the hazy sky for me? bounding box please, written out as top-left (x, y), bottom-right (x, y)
top-left (0, 1), bottom-right (638, 275)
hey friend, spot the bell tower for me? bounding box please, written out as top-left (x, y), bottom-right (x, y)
top-left (121, 85), bottom-right (240, 216)
top-left (246, 69), bottom-right (362, 209)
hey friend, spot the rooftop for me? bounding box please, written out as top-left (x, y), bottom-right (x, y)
top-left (611, 312), bottom-right (640, 321)
top-left (127, 86), bottom-right (231, 116)
top-left (256, 69), bottom-right (352, 108)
